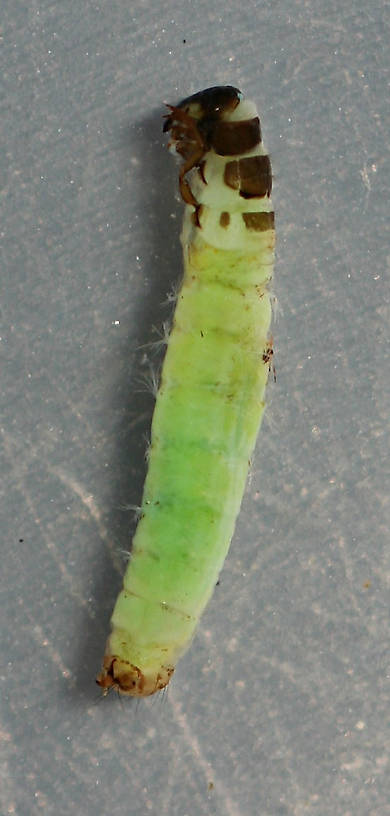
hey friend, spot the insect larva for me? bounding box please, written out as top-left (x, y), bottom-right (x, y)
top-left (97, 86), bottom-right (275, 696)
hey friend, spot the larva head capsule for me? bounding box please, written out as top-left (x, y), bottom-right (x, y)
top-left (163, 85), bottom-right (261, 207)
top-left (163, 85), bottom-right (241, 155)
top-left (163, 86), bottom-right (242, 206)
top-left (166, 85), bottom-right (242, 124)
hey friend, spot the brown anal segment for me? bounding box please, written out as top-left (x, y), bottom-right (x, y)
top-left (96, 655), bottom-right (174, 697)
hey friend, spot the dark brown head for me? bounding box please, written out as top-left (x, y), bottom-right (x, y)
top-left (164, 85), bottom-right (241, 130)
top-left (164, 86), bottom-right (241, 162)
top-left (163, 86), bottom-right (262, 205)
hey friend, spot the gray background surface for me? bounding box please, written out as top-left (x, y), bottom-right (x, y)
top-left (1, 1), bottom-right (389, 814)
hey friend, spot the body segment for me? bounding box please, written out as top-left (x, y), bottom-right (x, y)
top-left (97, 86), bottom-right (275, 696)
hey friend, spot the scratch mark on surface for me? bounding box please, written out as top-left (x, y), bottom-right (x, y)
top-left (337, 535), bottom-right (363, 617)
top-left (158, 739), bottom-right (181, 815)
top-left (32, 624), bottom-right (76, 686)
top-left (271, 715), bottom-right (302, 812)
top-left (23, 485), bottom-right (96, 618)
top-left (127, 409), bottom-right (151, 430)
top-left (169, 696), bottom-right (241, 816)
top-left (1, 433), bottom-right (96, 617)
top-left (49, 466), bottom-right (122, 573)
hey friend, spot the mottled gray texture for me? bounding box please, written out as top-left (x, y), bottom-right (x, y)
top-left (1, 1), bottom-right (389, 814)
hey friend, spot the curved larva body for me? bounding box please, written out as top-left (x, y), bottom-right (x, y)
top-left (97, 86), bottom-right (275, 696)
